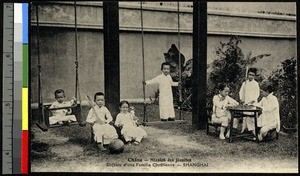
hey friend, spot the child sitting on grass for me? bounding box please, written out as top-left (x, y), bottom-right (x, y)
top-left (49, 89), bottom-right (77, 125)
top-left (254, 84), bottom-right (280, 141)
top-left (212, 83), bottom-right (239, 139)
top-left (86, 92), bottom-right (118, 151)
top-left (115, 101), bottom-right (147, 145)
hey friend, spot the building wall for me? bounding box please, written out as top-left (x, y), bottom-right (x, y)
top-left (30, 2), bottom-right (296, 103)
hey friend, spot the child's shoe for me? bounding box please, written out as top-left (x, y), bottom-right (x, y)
top-left (79, 121), bottom-right (86, 127)
top-left (97, 143), bottom-right (107, 151)
top-left (225, 131), bottom-right (230, 138)
top-left (258, 133), bottom-right (263, 141)
top-left (133, 141), bottom-right (140, 145)
top-left (62, 121), bottom-right (69, 126)
top-left (219, 134), bottom-right (225, 140)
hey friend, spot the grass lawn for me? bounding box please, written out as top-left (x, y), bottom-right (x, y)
top-left (31, 103), bottom-right (298, 173)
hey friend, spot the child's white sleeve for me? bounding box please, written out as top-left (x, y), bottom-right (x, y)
top-left (104, 107), bottom-right (113, 123)
top-left (168, 75), bottom-right (178, 86)
top-left (114, 114), bottom-right (121, 127)
top-left (254, 97), bottom-right (265, 107)
top-left (262, 96), bottom-right (279, 112)
top-left (86, 109), bottom-right (95, 124)
top-left (254, 82), bottom-right (260, 100)
top-left (49, 102), bottom-right (58, 109)
top-left (228, 96), bottom-right (239, 106)
top-left (239, 82), bottom-right (245, 101)
top-left (171, 82), bottom-right (179, 86)
top-left (213, 96), bottom-right (224, 109)
top-left (146, 76), bottom-right (159, 85)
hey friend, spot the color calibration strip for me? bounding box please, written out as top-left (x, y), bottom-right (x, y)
top-left (13, 3), bottom-right (28, 174)
top-left (15, 3), bottom-right (29, 174)
top-left (2, 3), bottom-right (28, 174)
top-left (13, 3), bottom-right (23, 174)
top-left (21, 3), bottom-right (29, 174)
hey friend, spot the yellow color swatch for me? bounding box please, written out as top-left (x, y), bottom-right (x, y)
top-left (22, 88), bottom-right (28, 130)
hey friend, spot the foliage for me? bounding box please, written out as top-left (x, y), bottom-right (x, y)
top-left (207, 36), bottom-right (270, 107)
top-left (207, 36), bottom-right (245, 107)
top-left (267, 57), bottom-right (297, 129)
top-left (208, 36), bottom-right (297, 131)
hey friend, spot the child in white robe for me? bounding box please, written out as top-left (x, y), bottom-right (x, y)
top-left (144, 62), bottom-right (179, 121)
top-left (86, 92), bottom-right (118, 150)
top-left (254, 84), bottom-right (280, 141)
top-left (49, 89), bottom-right (77, 125)
top-left (115, 101), bottom-right (147, 145)
top-left (239, 68), bottom-right (260, 135)
top-left (212, 84), bottom-right (239, 139)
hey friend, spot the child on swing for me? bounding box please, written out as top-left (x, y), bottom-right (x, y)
top-left (254, 84), bottom-right (280, 141)
top-left (86, 92), bottom-right (118, 150)
top-left (49, 89), bottom-right (77, 125)
top-left (115, 101), bottom-right (147, 145)
top-left (239, 68), bottom-right (260, 135)
top-left (212, 83), bottom-right (239, 139)
top-left (143, 62), bottom-right (179, 121)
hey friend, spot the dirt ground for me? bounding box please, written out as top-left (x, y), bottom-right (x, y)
top-left (31, 104), bottom-right (298, 173)
top-left (31, 124), bottom-right (298, 173)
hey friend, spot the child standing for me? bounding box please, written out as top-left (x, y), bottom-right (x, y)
top-left (86, 92), bottom-right (118, 150)
top-left (49, 89), bottom-right (77, 125)
top-left (239, 68), bottom-right (260, 134)
top-left (212, 84), bottom-right (239, 139)
top-left (144, 62), bottom-right (179, 121)
top-left (115, 101), bottom-right (147, 145)
top-left (254, 84), bottom-right (280, 141)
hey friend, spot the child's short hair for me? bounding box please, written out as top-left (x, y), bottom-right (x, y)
top-left (94, 92), bottom-right (105, 100)
top-left (247, 68), bottom-right (257, 75)
top-left (261, 83), bottom-right (276, 93)
top-left (217, 83), bottom-right (228, 91)
top-left (119, 100), bottom-right (130, 108)
top-left (54, 89), bottom-right (65, 97)
top-left (161, 62), bottom-right (171, 70)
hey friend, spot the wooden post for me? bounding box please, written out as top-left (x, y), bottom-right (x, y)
top-left (103, 1), bottom-right (120, 119)
top-left (192, 1), bottom-right (207, 130)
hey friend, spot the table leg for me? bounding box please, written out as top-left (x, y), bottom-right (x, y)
top-left (254, 112), bottom-right (259, 143)
top-left (229, 112), bottom-right (234, 143)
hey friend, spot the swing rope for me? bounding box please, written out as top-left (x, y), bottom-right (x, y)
top-left (74, 0), bottom-right (84, 123)
top-left (35, 1), bottom-right (84, 130)
top-left (177, 2), bottom-right (183, 120)
top-left (74, 0), bottom-right (78, 101)
top-left (140, 2), bottom-right (147, 123)
top-left (36, 2), bottom-right (45, 125)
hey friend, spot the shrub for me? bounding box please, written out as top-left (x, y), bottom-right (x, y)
top-left (207, 36), bottom-right (270, 107)
top-left (207, 36), bottom-right (245, 107)
top-left (267, 57), bottom-right (297, 130)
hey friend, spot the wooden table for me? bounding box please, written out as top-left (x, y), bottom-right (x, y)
top-left (228, 105), bottom-right (261, 143)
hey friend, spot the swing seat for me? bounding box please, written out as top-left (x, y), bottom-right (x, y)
top-left (43, 103), bottom-right (85, 128)
top-left (144, 119), bottom-right (187, 126)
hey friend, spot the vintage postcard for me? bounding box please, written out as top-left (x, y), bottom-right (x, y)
top-left (5, 0), bottom-right (298, 174)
